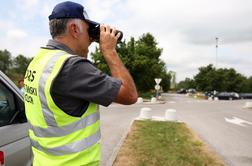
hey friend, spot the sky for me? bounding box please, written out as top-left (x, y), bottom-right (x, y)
top-left (0, 0), bottom-right (251, 82)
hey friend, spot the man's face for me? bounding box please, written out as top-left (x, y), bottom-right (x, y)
top-left (18, 80), bottom-right (24, 88)
top-left (77, 20), bottom-right (93, 57)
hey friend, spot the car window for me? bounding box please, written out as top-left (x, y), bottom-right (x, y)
top-left (0, 81), bottom-right (16, 127)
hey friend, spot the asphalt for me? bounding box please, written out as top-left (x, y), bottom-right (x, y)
top-left (100, 94), bottom-right (252, 166)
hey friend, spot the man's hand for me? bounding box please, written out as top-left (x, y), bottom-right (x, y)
top-left (99, 24), bottom-right (121, 56)
top-left (98, 24), bottom-right (138, 105)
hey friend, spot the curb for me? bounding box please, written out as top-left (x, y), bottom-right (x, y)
top-left (105, 119), bottom-right (135, 166)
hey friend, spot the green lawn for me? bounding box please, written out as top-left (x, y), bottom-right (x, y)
top-left (113, 120), bottom-right (225, 166)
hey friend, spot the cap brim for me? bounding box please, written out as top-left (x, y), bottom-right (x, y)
top-left (86, 19), bottom-right (99, 26)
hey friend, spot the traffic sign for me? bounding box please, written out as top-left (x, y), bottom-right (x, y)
top-left (154, 78), bottom-right (162, 85)
top-left (155, 85), bottom-right (160, 90)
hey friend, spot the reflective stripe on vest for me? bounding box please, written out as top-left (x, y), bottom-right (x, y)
top-left (30, 111), bottom-right (100, 137)
top-left (30, 129), bottom-right (101, 156)
top-left (25, 49), bottom-right (100, 158)
top-left (38, 51), bottom-right (65, 126)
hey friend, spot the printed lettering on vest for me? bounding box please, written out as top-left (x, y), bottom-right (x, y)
top-left (24, 69), bottom-right (38, 104)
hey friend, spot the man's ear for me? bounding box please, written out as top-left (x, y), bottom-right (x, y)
top-left (68, 23), bottom-right (80, 39)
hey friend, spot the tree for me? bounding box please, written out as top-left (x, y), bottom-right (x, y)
top-left (177, 78), bottom-right (196, 90)
top-left (160, 71), bottom-right (171, 92)
top-left (0, 49), bottom-right (12, 75)
top-left (220, 68), bottom-right (247, 92)
top-left (91, 33), bottom-right (170, 92)
top-left (13, 54), bottom-right (32, 75)
top-left (0, 49), bottom-right (33, 83)
top-left (247, 76), bottom-right (252, 92)
top-left (194, 64), bottom-right (216, 91)
top-left (192, 64), bottom-right (250, 92)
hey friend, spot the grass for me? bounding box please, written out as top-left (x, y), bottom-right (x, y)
top-left (138, 91), bottom-right (155, 99)
top-left (113, 120), bottom-right (225, 166)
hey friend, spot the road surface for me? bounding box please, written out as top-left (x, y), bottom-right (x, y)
top-left (100, 94), bottom-right (252, 166)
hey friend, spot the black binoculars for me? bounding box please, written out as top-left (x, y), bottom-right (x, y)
top-left (88, 24), bottom-right (123, 43)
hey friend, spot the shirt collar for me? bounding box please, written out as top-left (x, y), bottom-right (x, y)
top-left (45, 39), bottom-right (75, 55)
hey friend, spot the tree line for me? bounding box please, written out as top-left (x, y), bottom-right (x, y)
top-left (177, 64), bottom-right (252, 93)
top-left (2, 36), bottom-right (251, 94)
top-left (0, 33), bottom-right (171, 92)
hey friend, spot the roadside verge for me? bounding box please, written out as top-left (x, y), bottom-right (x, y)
top-left (109, 120), bottom-right (225, 166)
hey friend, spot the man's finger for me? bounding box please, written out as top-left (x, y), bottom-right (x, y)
top-left (115, 32), bottom-right (121, 39)
top-left (106, 24), bottom-right (110, 33)
top-left (100, 24), bottom-right (106, 32)
top-left (111, 27), bottom-right (117, 36)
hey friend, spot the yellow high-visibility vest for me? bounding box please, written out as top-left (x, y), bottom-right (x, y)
top-left (24, 49), bottom-right (100, 166)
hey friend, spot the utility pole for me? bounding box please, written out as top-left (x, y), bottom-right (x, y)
top-left (215, 37), bottom-right (219, 68)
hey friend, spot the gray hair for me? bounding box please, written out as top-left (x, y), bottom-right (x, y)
top-left (49, 19), bottom-right (83, 38)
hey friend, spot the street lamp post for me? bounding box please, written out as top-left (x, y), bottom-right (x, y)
top-left (215, 37), bottom-right (219, 68)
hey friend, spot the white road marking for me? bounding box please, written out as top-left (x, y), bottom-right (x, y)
top-left (185, 100), bottom-right (208, 103)
top-left (224, 117), bottom-right (252, 127)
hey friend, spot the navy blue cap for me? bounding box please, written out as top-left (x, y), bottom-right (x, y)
top-left (49, 1), bottom-right (99, 26)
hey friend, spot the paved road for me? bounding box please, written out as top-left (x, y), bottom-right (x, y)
top-left (100, 94), bottom-right (252, 166)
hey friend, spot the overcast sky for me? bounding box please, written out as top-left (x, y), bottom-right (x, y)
top-left (0, 0), bottom-right (251, 81)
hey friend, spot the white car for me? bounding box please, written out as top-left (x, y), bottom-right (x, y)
top-left (0, 70), bottom-right (32, 166)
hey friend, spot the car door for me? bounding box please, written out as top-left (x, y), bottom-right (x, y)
top-left (0, 71), bottom-right (32, 166)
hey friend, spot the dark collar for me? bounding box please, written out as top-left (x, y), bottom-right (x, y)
top-left (43, 39), bottom-right (75, 55)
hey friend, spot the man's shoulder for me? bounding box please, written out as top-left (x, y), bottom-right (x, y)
top-left (59, 55), bottom-right (99, 77)
top-left (63, 55), bottom-right (94, 70)
top-left (66, 55), bottom-right (93, 64)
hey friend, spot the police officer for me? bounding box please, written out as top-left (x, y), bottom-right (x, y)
top-left (24, 1), bottom-right (137, 166)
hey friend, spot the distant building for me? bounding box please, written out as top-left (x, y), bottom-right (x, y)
top-left (169, 71), bottom-right (176, 90)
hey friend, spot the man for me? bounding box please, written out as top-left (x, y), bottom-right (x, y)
top-left (24, 1), bottom-right (137, 166)
top-left (18, 79), bottom-right (24, 95)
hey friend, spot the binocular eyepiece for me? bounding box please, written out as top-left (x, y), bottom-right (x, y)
top-left (88, 24), bottom-right (123, 43)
